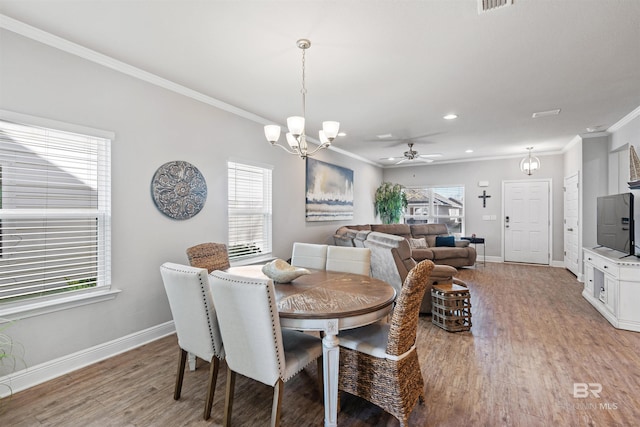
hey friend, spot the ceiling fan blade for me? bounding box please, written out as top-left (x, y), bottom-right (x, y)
top-left (416, 157), bottom-right (434, 163)
top-left (385, 132), bottom-right (442, 147)
top-left (419, 154), bottom-right (442, 158)
top-left (395, 159), bottom-right (408, 165)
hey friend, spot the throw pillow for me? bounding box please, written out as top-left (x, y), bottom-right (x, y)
top-left (409, 237), bottom-right (428, 249)
top-left (435, 236), bottom-right (455, 247)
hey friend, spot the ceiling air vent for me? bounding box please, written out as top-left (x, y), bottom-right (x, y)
top-left (478, 0), bottom-right (513, 14)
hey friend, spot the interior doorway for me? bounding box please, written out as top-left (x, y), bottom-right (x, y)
top-left (564, 173), bottom-right (580, 276)
top-left (503, 180), bottom-right (551, 264)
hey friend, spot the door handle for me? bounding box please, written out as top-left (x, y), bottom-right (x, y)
top-left (567, 228), bottom-right (573, 231)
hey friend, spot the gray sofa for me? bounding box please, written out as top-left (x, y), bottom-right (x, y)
top-left (334, 223), bottom-right (476, 268)
top-left (350, 230), bottom-right (459, 314)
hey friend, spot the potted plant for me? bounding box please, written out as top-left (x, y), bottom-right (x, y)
top-left (374, 182), bottom-right (407, 224)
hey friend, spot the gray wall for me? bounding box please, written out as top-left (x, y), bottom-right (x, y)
top-left (608, 114), bottom-right (640, 255)
top-left (383, 154), bottom-right (566, 262)
top-left (0, 29), bottom-right (382, 368)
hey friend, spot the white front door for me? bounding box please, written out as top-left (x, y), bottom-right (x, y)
top-left (564, 174), bottom-right (580, 276)
top-left (504, 180), bottom-right (550, 264)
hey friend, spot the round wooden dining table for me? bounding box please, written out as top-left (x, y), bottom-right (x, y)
top-left (226, 265), bottom-right (396, 427)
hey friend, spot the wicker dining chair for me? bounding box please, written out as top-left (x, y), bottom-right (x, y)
top-left (186, 242), bottom-right (230, 273)
top-left (208, 270), bottom-right (324, 427)
top-left (337, 259), bottom-right (435, 427)
top-left (160, 262), bottom-right (225, 420)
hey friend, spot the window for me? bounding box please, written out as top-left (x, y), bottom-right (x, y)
top-left (227, 160), bottom-right (272, 262)
top-left (0, 115), bottom-right (112, 311)
top-left (404, 185), bottom-right (465, 236)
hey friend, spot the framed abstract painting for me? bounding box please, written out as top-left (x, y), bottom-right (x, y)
top-left (305, 158), bottom-right (354, 221)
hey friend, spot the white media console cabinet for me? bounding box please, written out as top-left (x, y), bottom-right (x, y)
top-left (583, 247), bottom-right (640, 332)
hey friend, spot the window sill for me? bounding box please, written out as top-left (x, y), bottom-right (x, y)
top-left (230, 254), bottom-right (276, 267)
top-left (0, 288), bottom-right (121, 322)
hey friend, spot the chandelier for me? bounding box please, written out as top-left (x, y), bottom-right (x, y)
top-left (520, 147), bottom-right (541, 175)
top-left (263, 39), bottom-right (339, 159)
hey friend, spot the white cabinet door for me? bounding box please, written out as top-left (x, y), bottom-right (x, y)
top-left (583, 261), bottom-right (594, 294)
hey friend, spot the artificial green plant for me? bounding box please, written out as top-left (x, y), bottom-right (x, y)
top-left (374, 182), bottom-right (407, 224)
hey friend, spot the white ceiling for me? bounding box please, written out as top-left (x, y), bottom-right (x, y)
top-left (1, 0), bottom-right (639, 167)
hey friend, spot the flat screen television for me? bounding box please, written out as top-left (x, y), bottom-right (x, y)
top-left (596, 192), bottom-right (635, 256)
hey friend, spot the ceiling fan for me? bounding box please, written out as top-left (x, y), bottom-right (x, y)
top-left (381, 142), bottom-right (441, 165)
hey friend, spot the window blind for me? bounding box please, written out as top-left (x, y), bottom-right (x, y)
top-left (227, 161), bottom-right (272, 260)
top-left (0, 119), bottom-right (111, 304)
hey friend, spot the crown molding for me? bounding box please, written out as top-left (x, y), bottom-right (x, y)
top-left (608, 105), bottom-right (640, 133)
top-left (0, 14), bottom-right (376, 168)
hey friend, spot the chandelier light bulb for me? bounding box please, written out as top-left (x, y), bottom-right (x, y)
top-left (319, 130), bottom-right (330, 146)
top-left (285, 132), bottom-right (299, 149)
top-left (287, 116), bottom-right (305, 137)
top-left (322, 121), bottom-right (340, 140)
top-left (264, 125), bottom-right (281, 143)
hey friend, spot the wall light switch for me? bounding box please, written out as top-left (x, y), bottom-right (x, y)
top-left (490, 215), bottom-right (497, 220)
top-left (482, 214), bottom-right (491, 220)
top-left (478, 181), bottom-right (489, 187)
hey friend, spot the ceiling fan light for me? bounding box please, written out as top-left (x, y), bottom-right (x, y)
top-left (322, 121), bottom-right (340, 140)
top-left (264, 125), bottom-right (281, 143)
top-left (287, 116), bottom-right (305, 137)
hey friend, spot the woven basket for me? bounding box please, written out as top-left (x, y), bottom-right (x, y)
top-left (431, 287), bottom-right (472, 332)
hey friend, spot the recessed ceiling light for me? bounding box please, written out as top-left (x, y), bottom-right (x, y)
top-left (377, 133), bottom-right (393, 139)
top-left (532, 109), bottom-right (561, 118)
top-left (585, 125), bottom-right (605, 133)
top-left (443, 114), bottom-right (458, 120)
top-left (465, 149), bottom-right (474, 153)
top-left (338, 132), bottom-right (347, 137)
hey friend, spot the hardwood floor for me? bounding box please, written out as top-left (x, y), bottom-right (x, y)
top-left (3, 263), bottom-right (640, 426)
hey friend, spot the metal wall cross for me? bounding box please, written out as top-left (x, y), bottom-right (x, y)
top-left (478, 190), bottom-right (491, 208)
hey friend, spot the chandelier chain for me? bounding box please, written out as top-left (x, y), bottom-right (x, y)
top-left (301, 47), bottom-right (307, 120)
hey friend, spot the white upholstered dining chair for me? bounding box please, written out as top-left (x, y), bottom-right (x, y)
top-left (208, 270), bottom-right (324, 427)
top-left (291, 242), bottom-right (328, 270)
top-left (160, 262), bottom-right (225, 420)
top-left (325, 246), bottom-right (371, 276)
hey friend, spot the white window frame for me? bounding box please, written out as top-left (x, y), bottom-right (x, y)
top-left (227, 159), bottom-right (273, 265)
top-left (404, 185), bottom-right (466, 237)
top-left (0, 110), bottom-right (118, 321)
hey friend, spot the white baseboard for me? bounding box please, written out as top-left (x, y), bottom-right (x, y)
top-left (478, 257), bottom-right (570, 268)
top-left (0, 321), bottom-right (175, 398)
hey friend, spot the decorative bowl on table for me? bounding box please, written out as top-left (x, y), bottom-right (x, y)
top-left (261, 259), bottom-right (310, 283)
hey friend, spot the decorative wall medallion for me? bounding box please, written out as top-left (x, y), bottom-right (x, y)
top-left (151, 161), bottom-right (207, 220)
